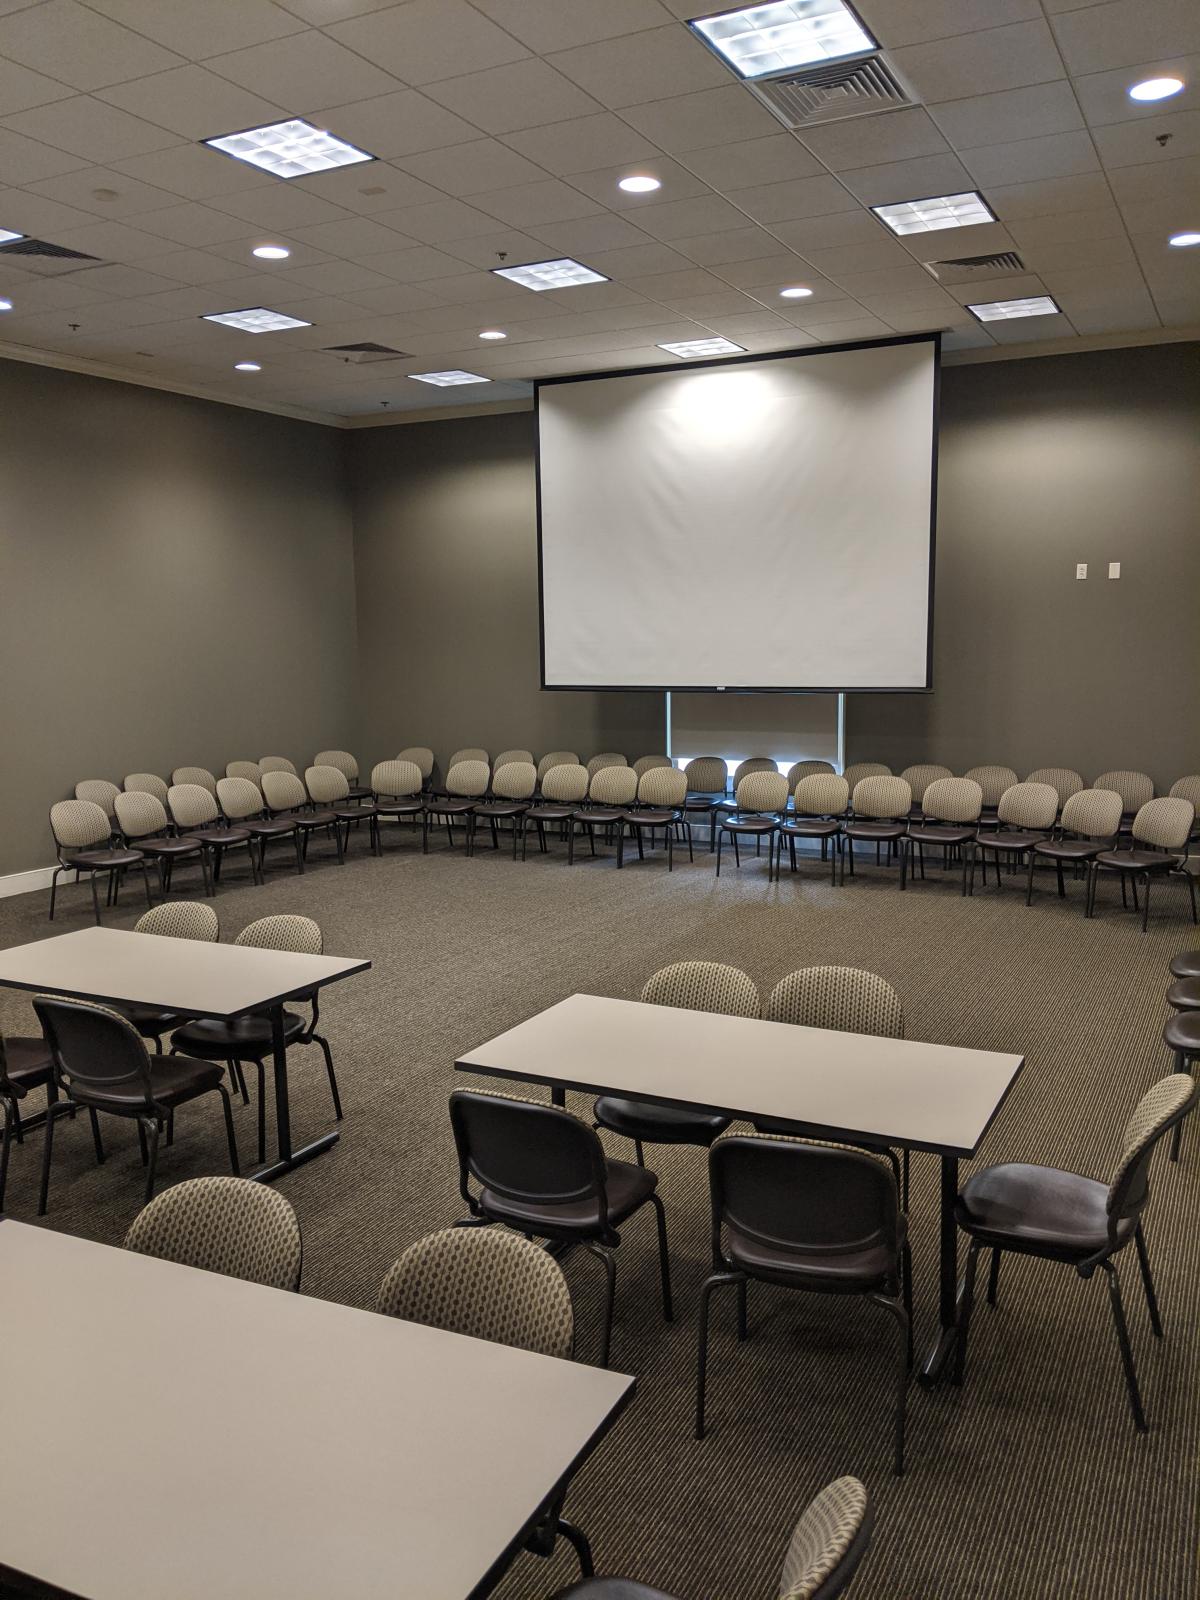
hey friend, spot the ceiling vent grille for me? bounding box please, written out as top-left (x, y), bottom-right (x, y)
top-left (0, 237), bottom-right (98, 260)
top-left (325, 341), bottom-right (409, 364)
top-left (925, 251), bottom-right (1025, 284)
top-left (747, 54), bottom-right (912, 129)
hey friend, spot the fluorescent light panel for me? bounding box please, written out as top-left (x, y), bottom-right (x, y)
top-left (492, 258), bottom-right (607, 291)
top-left (690, 1), bottom-right (876, 79)
top-left (658, 338), bottom-right (746, 358)
top-left (205, 119), bottom-right (374, 180)
top-left (202, 307), bottom-right (311, 332)
top-left (873, 192), bottom-right (994, 235)
top-left (0, 229), bottom-right (24, 244)
top-left (409, 370), bottom-right (489, 386)
top-left (968, 296), bottom-right (1060, 322)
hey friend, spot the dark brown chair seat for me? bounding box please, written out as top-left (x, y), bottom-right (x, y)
top-left (69, 1052), bottom-right (226, 1110)
top-left (473, 799), bottom-right (526, 818)
top-left (780, 816), bottom-right (839, 837)
top-left (553, 1584), bottom-right (673, 1600)
top-left (172, 1011), bottom-right (307, 1055)
top-left (181, 825), bottom-right (252, 848)
top-left (957, 1164), bottom-right (1135, 1260)
top-left (375, 797), bottom-right (422, 817)
top-left (571, 805), bottom-right (623, 825)
top-left (594, 1097), bottom-right (728, 1148)
top-left (906, 823), bottom-right (975, 846)
top-left (526, 802), bottom-right (574, 822)
top-left (1094, 847), bottom-right (1182, 874)
top-left (241, 816), bottom-right (299, 838)
top-left (481, 1158), bottom-right (655, 1235)
top-left (844, 819), bottom-right (906, 839)
top-left (975, 829), bottom-right (1044, 855)
top-left (1035, 837), bottom-right (1104, 860)
top-left (722, 815), bottom-right (776, 834)
top-left (116, 1001), bottom-right (183, 1043)
top-left (3, 1037), bottom-right (54, 1083)
top-left (1167, 977), bottom-right (1200, 1010)
top-left (65, 845), bottom-right (145, 869)
top-left (274, 807), bottom-right (339, 831)
top-left (724, 1215), bottom-right (905, 1288)
top-left (682, 792), bottom-right (723, 809)
top-left (1169, 950), bottom-right (1200, 980)
top-left (425, 796), bottom-right (475, 815)
top-left (623, 806), bottom-right (675, 827)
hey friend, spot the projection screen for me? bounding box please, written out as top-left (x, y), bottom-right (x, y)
top-left (537, 335), bottom-right (937, 692)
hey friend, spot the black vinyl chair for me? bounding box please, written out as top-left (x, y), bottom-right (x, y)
top-left (0, 1032), bottom-right (56, 1212)
top-left (449, 1089), bottom-right (673, 1368)
top-left (696, 1137), bottom-right (911, 1475)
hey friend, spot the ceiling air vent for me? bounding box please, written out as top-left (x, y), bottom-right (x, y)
top-left (747, 54), bottom-right (911, 129)
top-left (325, 341), bottom-right (409, 364)
top-left (0, 237), bottom-right (98, 260)
top-left (925, 252), bottom-right (1025, 284)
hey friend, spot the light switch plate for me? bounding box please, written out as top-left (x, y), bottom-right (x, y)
top-left (1076, 563), bottom-right (1087, 579)
top-left (1109, 562), bottom-right (1120, 579)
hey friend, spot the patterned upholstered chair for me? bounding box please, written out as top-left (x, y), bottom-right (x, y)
top-left (74, 778), bottom-right (120, 821)
top-left (632, 754), bottom-right (673, 778)
top-left (954, 1074), bottom-right (1196, 1430)
top-left (34, 995), bottom-right (240, 1214)
top-left (715, 757), bottom-right (779, 830)
top-left (1094, 769), bottom-right (1155, 831)
top-left (261, 770), bottom-right (344, 866)
top-left (0, 1031), bottom-right (55, 1213)
top-left (225, 761), bottom-right (262, 784)
top-left (306, 765), bottom-right (380, 856)
top-left (536, 750), bottom-right (579, 788)
top-left (1026, 767), bottom-right (1084, 811)
top-left (842, 762), bottom-right (890, 791)
top-left (371, 759), bottom-right (424, 849)
top-left (963, 766), bottom-right (1018, 825)
top-left (125, 1175), bottom-right (302, 1291)
top-left (1087, 797), bottom-right (1197, 930)
top-left (841, 776), bottom-right (912, 886)
top-left (716, 770), bottom-right (790, 879)
top-left (524, 763), bottom-right (590, 858)
top-left (1026, 787), bottom-right (1122, 905)
top-left (681, 756), bottom-right (731, 850)
top-left (314, 749), bottom-right (371, 801)
top-left (595, 962), bottom-right (760, 1163)
top-left (109, 900), bottom-right (220, 1051)
top-left (258, 756), bottom-right (297, 776)
top-left (471, 760), bottom-right (537, 858)
top-left (779, 773), bottom-right (849, 883)
top-left (698, 1137), bottom-right (912, 1475)
top-left (900, 777), bottom-right (982, 895)
top-left (969, 781), bottom-right (1059, 893)
top-left (171, 915), bottom-right (342, 1162)
top-left (550, 1474), bottom-right (873, 1600)
top-left (424, 759), bottom-right (490, 853)
top-left (216, 776), bottom-right (304, 881)
top-left (899, 764), bottom-right (953, 820)
top-left (378, 1226), bottom-right (592, 1579)
top-left (171, 767), bottom-right (218, 796)
top-left (786, 759), bottom-right (836, 793)
top-left (397, 746), bottom-right (435, 792)
top-left (168, 783), bottom-right (255, 885)
top-left (449, 747), bottom-right (489, 768)
top-left (493, 748), bottom-right (534, 771)
top-left (618, 766), bottom-right (691, 869)
top-left (48, 799), bottom-right (151, 923)
top-left (1170, 775), bottom-right (1200, 841)
top-left (115, 790), bottom-right (213, 897)
top-left (569, 765), bottom-right (638, 865)
top-left (586, 752), bottom-right (627, 779)
top-left (123, 772), bottom-right (169, 805)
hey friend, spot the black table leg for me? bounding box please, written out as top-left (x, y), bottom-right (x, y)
top-left (918, 1154), bottom-right (961, 1387)
top-left (253, 1002), bottom-right (339, 1182)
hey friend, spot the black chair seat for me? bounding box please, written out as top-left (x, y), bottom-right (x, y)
top-left (682, 793), bottom-right (724, 810)
top-left (552, 1582), bottom-right (674, 1600)
top-left (114, 1001), bottom-right (183, 1037)
top-left (241, 817), bottom-right (298, 838)
top-left (1166, 977), bottom-right (1200, 1010)
top-left (1033, 837), bottom-right (1105, 860)
top-left (136, 836), bottom-right (205, 857)
top-left (906, 824), bottom-right (976, 847)
top-left (333, 801), bottom-right (378, 820)
top-left (71, 1052), bottom-right (226, 1112)
top-left (172, 1010), bottom-right (306, 1058)
top-left (780, 817), bottom-right (840, 837)
top-left (183, 826), bottom-right (251, 846)
top-left (65, 846), bottom-right (144, 868)
top-left (1094, 849), bottom-right (1181, 873)
top-left (474, 800), bottom-right (527, 819)
top-left (426, 798), bottom-right (475, 815)
top-left (725, 1215), bottom-right (903, 1291)
top-left (2, 1037), bottom-right (54, 1087)
top-left (721, 815), bottom-right (777, 834)
top-left (572, 807), bottom-right (624, 825)
top-left (622, 808), bottom-right (678, 827)
top-left (290, 808), bottom-right (339, 830)
top-left (526, 804), bottom-right (576, 822)
top-left (975, 829), bottom-right (1044, 853)
top-left (481, 1159), bottom-right (656, 1236)
top-left (1169, 950), bottom-right (1200, 980)
top-left (1164, 1011), bottom-right (1200, 1053)
top-left (594, 1096), bottom-right (729, 1146)
top-left (375, 798), bottom-right (422, 816)
top-left (844, 821), bottom-right (906, 840)
top-left (346, 785), bottom-right (372, 800)
top-left (956, 1163), bottom-right (1134, 1261)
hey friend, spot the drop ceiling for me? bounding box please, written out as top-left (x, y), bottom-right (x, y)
top-left (0, 0), bottom-right (1195, 425)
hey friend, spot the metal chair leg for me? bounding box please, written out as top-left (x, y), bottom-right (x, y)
top-left (986, 1246), bottom-right (1002, 1307)
top-left (648, 1191), bottom-right (673, 1321)
top-left (314, 1032), bottom-right (342, 1121)
top-left (952, 1239), bottom-right (981, 1387)
top-left (1133, 1224), bottom-right (1162, 1336)
top-left (583, 1241), bottom-right (617, 1369)
top-left (1101, 1259), bottom-right (1147, 1431)
top-left (695, 1271), bottom-right (740, 1439)
top-left (143, 1117), bottom-right (161, 1205)
top-left (555, 1518), bottom-right (593, 1579)
top-left (37, 1101), bottom-right (64, 1216)
top-left (217, 1084), bottom-right (240, 1177)
top-left (868, 1290), bottom-right (910, 1476)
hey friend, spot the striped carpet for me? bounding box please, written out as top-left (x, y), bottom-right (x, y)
top-left (0, 827), bottom-right (1195, 1600)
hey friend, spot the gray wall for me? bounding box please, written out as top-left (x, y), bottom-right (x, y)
top-left (0, 360), bottom-right (357, 877)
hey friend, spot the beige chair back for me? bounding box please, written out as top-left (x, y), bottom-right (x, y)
top-left (398, 747), bottom-right (434, 781)
top-left (641, 961), bottom-right (759, 1018)
top-left (259, 756), bottom-right (297, 776)
top-left (114, 790), bottom-right (169, 839)
top-left (735, 770), bottom-right (789, 814)
top-left (446, 760), bottom-right (490, 798)
top-left (51, 799), bottom-right (111, 851)
top-left (123, 773), bottom-right (168, 805)
top-left (305, 765), bottom-right (350, 805)
top-left (372, 760), bottom-right (422, 799)
top-left (786, 759), bottom-right (835, 789)
top-left (637, 767), bottom-right (687, 807)
top-left (1095, 770), bottom-right (1154, 814)
top-left (491, 761), bottom-right (537, 801)
top-left (1131, 797), bottom-right (1193, 852)
top-left (537, 751), bottom-right (579, 782)
top-left (843, 762), bottom-right (891, 790)
top-left (1026, 767), bottom-right (1083, 807)
top-left (900, 764), bottom-right (952, 804)
top-left (261, 771), bottom-right (308, 813)
top-left (168, 783), bottom-right (220, 830)
top-left (765, 966), bottom-right (903, 1037)
top-left (963, 766), bottom-right (1018, 807)
top-left (589, 765), bottom-right (638, 807)
top-left (134, 901), bottom-right (219, 941)
top-left (541, 764), bottom-right (589, 804)
top-left (315, 750), bottom-right (359, 782)
top-left (851, 775), bottom-right (912, 819)
top-left (226, 761), bottom-right (262, 784)
top-left (794, 773), bottom-right (849, 816)
top-left (1060, 788), bottom-right (1122, 840)
top-left (921, 777), bottom-right (982, 824)
top-left (996, 782), bottom-right (1059, 831)
top-left (216, 776), bottom-right (265, 821)
top-left (171, 767), bottom-right (217, 795)
top-left (75, 779), bottom-right (119, 818)
top-left (493, 749), bottom-right (533, 770)
top-left (586, 752), bottom-right (627, 778)
top-left (683, 756), bottom-right (728, 794)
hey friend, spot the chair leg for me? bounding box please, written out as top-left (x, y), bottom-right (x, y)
top-left (737, 1277), bottom-right (748, 1340)
top-left (715, 829), bottom-right (723, 877)
top-left (1141, 872), bottom-right (1151, 933)
top-left (257, 1061), bottom-right (267, 1164)
top-left (695, 1272), bottom-right (740, 1439)
top-left (901, 1146), bottom-right (910, 1210)
top-left (555, 1518), bottom-right (593, 1580)
top-left (1133, 1224), bottom-right (1162, 1336)
top-left (136, 1117), bottom-right (148, 1166)
top-left (90, 870), bottom-right (102, 925)
top-left (48, 865), bottom-right (63, 921)
top-left (88, 1107), bottom-right (105, 1164)
top-left (37, 1101), bottom-right (64, 1216)
top-left (633, 1137), bottom-right (645, 1166)
top-left (217, 1084), bottom-right (240, 1177)
top-left (143, 1117), bottom-right (161, 1205)
top-left (868, 1291), bottom-right (910, 1477)
top-left (1101, 1259), bottom-right (1147, 1431)
top-left (952, 1239), bottom-right (982, 1387)
top-left (986, 1246), bottom-right (1002, 1307)
top-left (314, 1032), bottom-right (342, 1121)
top-left (0, 1097), bottom-right (14, 1213)
top-left (647, 1191), bottom-right (673, 1321)
top-left (583, 1241), bottom-right (617, 1369)
top-left (1025, 852), bottom-right (1036, 906)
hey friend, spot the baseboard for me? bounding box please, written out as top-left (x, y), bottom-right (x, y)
top-left (0, 866), bottom-right (55, 900)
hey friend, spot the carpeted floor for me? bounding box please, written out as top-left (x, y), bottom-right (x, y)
top-left (1, 825), bottom-right (1196, 1600)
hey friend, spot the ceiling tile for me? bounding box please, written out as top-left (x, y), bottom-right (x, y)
top-left (22, 164), bottom-right (178, 218)
top-left (898, 219), bottom-right (1018, 262)
top-left (393, 140), bottom-right (544, 198)
top-left (890, 21), bottom-right (1065, 102)
top-left (0, 186), bottom-right (96, 235)
top-left (1093, 109), bottom-right (1200, 168)
top-left (361, 243), bottom-right (479, 282)
top-left (836, 263), bottom-right (952, 297)
top-left (124, 247), bottom-right (250, 285)
top-left (1098, 152), bottom-right (1200, 204)
top-left (854, 0), bottom-right (1042, 49)
top-left (437, 229), bottom-right (556, 269)
top-left (672, 227), bottom-right (793, 265)
top-left (0, 271), bottom-right (111, 310)
top-left (1052, 0), bottom-right (1200, 76)
top-left (674, 135), bottom-right (824, 191)
top-left (0, 0), bottom-right (181, 90)
top-left (621, 266), bottom-right (731, 300)
top-left (930, 82), bottom-right (1084, 150)
top-left (96, 66), bottom-right (286, 143)
top-left (470, 0), bottom-right (673, 52)
top-left (287, 163), bottom-right (445, 214)
top-left (801, 238), bottom-right (925, 277)
top-left (326, 0), bottom-right (531, 85)
top-left (1022, 234), bottom-right (1140, 274)
top-left (340, 282), bottom-right (449, 315)
top-left (276, 260), bottom-right (397, 295)
top-left (467, 177), bottom-right (602, 227)
top-left (1074, 55), bottom-right (1200, 127)
top-left (806, 316), bottom-right (895, 341)
top-left (582, 239), bottom-right (695, 278)
top-left (205, 31), bottom-right (401, 113)
top-left (620, 86), bottom-right (782, 152)
top-left (769, 211), bottom-right (888, 252)
top-left (716, 252), bottom-right (823, 288)
top-left (370, 197), bottom-right (504, 244)
top-left (1006, 207), bottom-right (1128, 245)
top-left (502, 112), bottom-right (661, 177)
top-left (37, 216), bottom-right (179, 260)
top-left (423, 58), bottom-right (603, 134)
top-left (627, 193), bottom-right (746, 240)
top-left (109, 143), bottom-right (275, 200)
top-left (838, 153), bottom-right (975, 207)
top-left (651, 288), bottom-right (759, 317)
top-left (567, 157), bottom-right (710, 211)
top-left (800, 108), bottom-right (951, 172)
top-left (317, 91), bottom-right (480, 161)
top-left (206, 186), bottom-right (355, 230)
top-left (0, 54), bottom-right (76, 114)
top-left (533, 213), bottom-right (654, 254)
top-left (725, 175), bottom-right (858, 224)
top-left (2, 97), bottom-right (179, 162)
top-left (133, 201), bottom-right (267, 247)
top-left (64, 262), bottom-right (177, 296)
top-left (944, 270), bottom-right (1049, 304)
top-left (0, 127), bottom-right (87, 184)
top-left (1059, 287), bottom-right (1161, 333)
top-left (85, 0), bottom-right (307, 58)
top-left (987, 171), bottom-right (1114, 218)
top-left (963, 130), bottom-right (1101, 187)
top-left (546, 26), bottom-right (729, 108)
top-left (287, 216), bottom-right (410, 257)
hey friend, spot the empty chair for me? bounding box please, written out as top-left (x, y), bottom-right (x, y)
top-left (258, 756), bottom-right (297, 776)
top-left (681, 756), bottom-right (730, 851)
top-left (34, 996), bottom-right (239, 1214)
top-left (471, 760), bottom-right (536, 858)
top-left (523, 763), bottom-right (590, 859)
top-left (697, 1138), bottom-right (911, 1475)
top-left (450, 1089), bottom-right (672, 1369)
top-left (632, 754), bottom-right (672, 778)
top-left (370, 759), bottom-right (424, 850)
top-left (569, 765), bottom-right (638, 865)
top-left (954, 1074), bottom-right (1195, 1431)
top-left (841, 776), bottom-right (912, 887)
top-left (123, 772), bottom-right (169, 805)
top-left (595, 963), bottom-right (760, 1164)
top-left (716, 757), bottom-right (777, 827)
top-left (306, 765), bottom-right (380, 856)
top-left (314, 750), bottom-right (371, 801)
top-left (397, 746), bottom-right (435, 790)
top-left (74, 778), bottom-right (120, 820)
top-left (899, 764), bottom-right (953, 818)
top-left (114, 790), bottom-right (212, 897)
top-left (785, 759), bottom-right (836, 792)
top-left (0, 1032), bottom-right (55, 1213)
top-left (493, 748), bottom-right (534, 771)
top-left (1170, 775), bottom-right (1200, 839)
top-left (1026, 788), bottom-right (1122, 905)
top-left (225, 761), bottom-right (262, 784)
top-left (537, 750), bottom-right (579, 786)
top-left (216, 776), bottom-right (303, 882)
top-left (112, 901), bottom-right (220, 1050)
top-left (586, 752), bottom-right (627, 779)
top-left (900, 777), bottom-right (982, 895)
top-left (1026, 768), bottom-right (1084, 810)
top-left (171, 915), bottom-right (342, 1165)
top-left (1094, 770), bottom-right (1155, 828)
top-left (618, 766), bottom-right (691, 870)
top-left (171, 767), bottom-right (217, 796)
top-left (715, 769), bottom-right (789, 879)
top-left (261, 770), bottom-right (344, 866)
top-left (555, 1475), bottom-right (873, 1600)
top-left (843, 762), bottom-right (891, 791)
top-left (424, 759), bottom-right (489, 853)
top-left (1164, 1010), bottom-right (1200, 1161)
top-left (963, 766), bottom-right (1018, 823)
top-left (969, 781), bottom-right (1059, 893)
top-left (441, 748), bottom-right (489, 792)
top-left (48, 799), bottom-right (151, 923)
top-left (125, 1175), bottom-right (302, 1291)
top-left (167, 783), bottom-right (254, 885)
top-left (779, 773), bottom-right (849, 883)
top-left (1087, 797), bottom-right (1197, 929)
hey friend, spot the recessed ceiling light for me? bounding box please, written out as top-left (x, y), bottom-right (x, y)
top-left (0, 298), bottom-right (12, 311)
top-left (1129, 76), bottom-right (1184, 102)
top-left (689, 1), bottom-right (876, 79)
top-left (1168, 231), bottom-right (1200, 247)
top-left (492, 257), bottom-right (608, 291)
top-left (618, 174), bottom-right (661, 194)
top-left (202, 307), bottom-right (311, 333)
top-left (478, 329), bottom-right (507, 340)
top-left (968, 296), bottom-right (1060, 322)
top-left (0, 228), bottom-right (26, 244)
top-left (205, 119), bottom-right (375, 180)
top-left (658, 337), bottom-right (746, 358)
top-left (873, 192), bottom-right (995, 235)
top-left (409, 370), bottom-right (490, 386)
top-left (252, 244), bottom-right (290, 261)
top-left (780, 285), bottom-right (813, 298)
top-left (234, 361), bottom-right (261, 372)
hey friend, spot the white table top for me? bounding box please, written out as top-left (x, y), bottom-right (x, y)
top-left (457, 993), bottom-right (1023, 1158)
top-left (0, 1220), bottom-right (633, 1600)
top-left (0, 926), bottom-right (370, 1019)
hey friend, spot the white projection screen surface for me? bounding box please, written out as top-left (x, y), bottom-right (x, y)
top-left (537, 337), bottom-right (937, 691)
